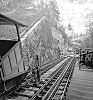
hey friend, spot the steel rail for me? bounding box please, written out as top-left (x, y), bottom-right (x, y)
top-left (6, 57), bottom-right (71, 99)
top-left (19, 57), bottom-right (66, 87)
top-left (42, 58), bottom-right (74, 100)
top-left (49, 57), bottom-right (76, 100)
top-left (29, 57), bottom-right (72, 100)
top-left (41, 57), bottom-right (66, 74)
top-left (22, 57), bottom-right (67, 86)
top-left (60, 58), bottom-right (76, 100)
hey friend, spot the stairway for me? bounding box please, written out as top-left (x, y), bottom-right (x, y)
top-left (67, 61), bottom-right (93, 100)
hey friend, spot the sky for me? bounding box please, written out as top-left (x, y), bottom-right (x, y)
top-left (56, 0), bottom-right (93, 35)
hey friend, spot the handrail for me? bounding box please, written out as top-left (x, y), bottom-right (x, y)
top-left (20, 16), bottom-right (46, 44)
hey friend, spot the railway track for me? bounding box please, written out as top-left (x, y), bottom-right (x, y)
top-left (0, 14), bottom-right (77, 100)
top-left (41, 57), bottom-right (66, 74)
top-left (5, 57), bottom-right (76, 100)
top-left (3, 57), bottom-right (66, 98)
top-left (25, 57), bottom-right (66, 82)
top-left (46, 57), bottom-right (76, 100)
top-left (30, 57), bottom-right (75, 100)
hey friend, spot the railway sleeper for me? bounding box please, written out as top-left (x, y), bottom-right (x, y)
top-left (38, 91), bottom-right (46, 97)
top-left (14, 90), bottom-right (34, 98)
top-left (62, 80), bottom-right (67, 84)
top-left (58, 86), bottom-right (64, 91)
top-left (46, 85), bottom-right (52, 89)
top-left (55, 83), bottom-right (69, 97)
top-left (53, 77), bottom-right (58, 80)
top-left (54, 75), bottom-right (60, 78)
top-left (64, 76), bottom-right (69, 80)
top-left (39, 81), bottom-right (46, 84)
top-left (38, 82), bottom-right (45, 86)
top-left (52, 79), bottom-right (56, 82)
top-left (65, 73), bottom-right (70, 77)
top-left (44, 87), bottom-right (49, 91)
top-left (48, 82), bottom-right (54, 86)
top-left (43, 89), bottom-right (48, 93)
top-left (60, 82), bottom-right (66, 86)
top-left (56, 90), bottom-right (63, 95)
top-left (26, 82), bottom-right (35, 87)
top-left (35, 83), bottom-right (43, 88)
top-left (45, 78), bottom-right (50, 81)
top-left (52, 94), bottom-right (61, 100)
top-left (23, 87), bottom-right (39, 92)
top-left (55, 75), bottom-right (60, 78)
top-left (33, 95), bottom-right (42, 100)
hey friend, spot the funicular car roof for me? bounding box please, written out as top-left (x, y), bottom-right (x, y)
top-left (0, 13), bottom-right (28, 40)
top-left (0, 13), bottom-right (27, 27)
top-left (0, 14), bottom-right (27, 56)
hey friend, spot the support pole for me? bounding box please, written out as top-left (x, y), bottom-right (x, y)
top-left (15, 24), bottom-right (20, 41)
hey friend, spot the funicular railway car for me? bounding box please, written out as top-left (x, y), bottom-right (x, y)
top-left (79, 48), bottom-right (93, 70)
top-left (0, 14), bottom-right (29, 96)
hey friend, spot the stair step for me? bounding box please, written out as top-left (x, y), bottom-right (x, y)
top-left (73, 74), bottom-right (93, 79)
top-left (70, 80), bottom-right (93, 87)
top-left (69, 84), bottom-right (93, 92)
top-left (71, 78), bottom-right (93, 84)
top-left (73, 71), bottom-right (93, 77)
top-left (67, 61), bottom-right (93, 100)
top-left (68, 88), bottom-right (93, 98)
top-left (71, 76), bottom-right (93, 82)
top-left (67, 94), bottom-right (93, 100)
top-left (8, 96), bottom-right (28, 100)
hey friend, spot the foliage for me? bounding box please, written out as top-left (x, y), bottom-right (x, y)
top-left (0, 0), bottom-right (36, 13)
top-left (58, 25), bottom-right (73, 47)
top-left (59, 25), bottom-right (68, 44)
top-left (38, 0), bottom-right (60, 26)
top-left (0, 0), bottom-right (61, 64)
top-left (80, 22), bottom-right (93, 48)
top-left (87, 23), bottom-right (93, 47)
top-left (49, 0), bottom-right (60, 21)
top-left (68, 23), bottom-right (73, 31)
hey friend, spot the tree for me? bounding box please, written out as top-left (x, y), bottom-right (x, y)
top-left (80, 37), bottom-right (90, 48)
top-left (68, 23), bottom-right (73, 31)
top-left (38, 0), bottom-right (45, 13)
top-left (87, 22), bottom-right (93, 47)
top-left (0, 0), bottom-right (3, 4)
top-left (80, 22), bottom-right (93, 49)
top-left (59, 25), bottom-right (68, 44)
top-left (37, 0), bottom-right (60, 28)
top-left (48, 0), bottom-right (60, 25)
